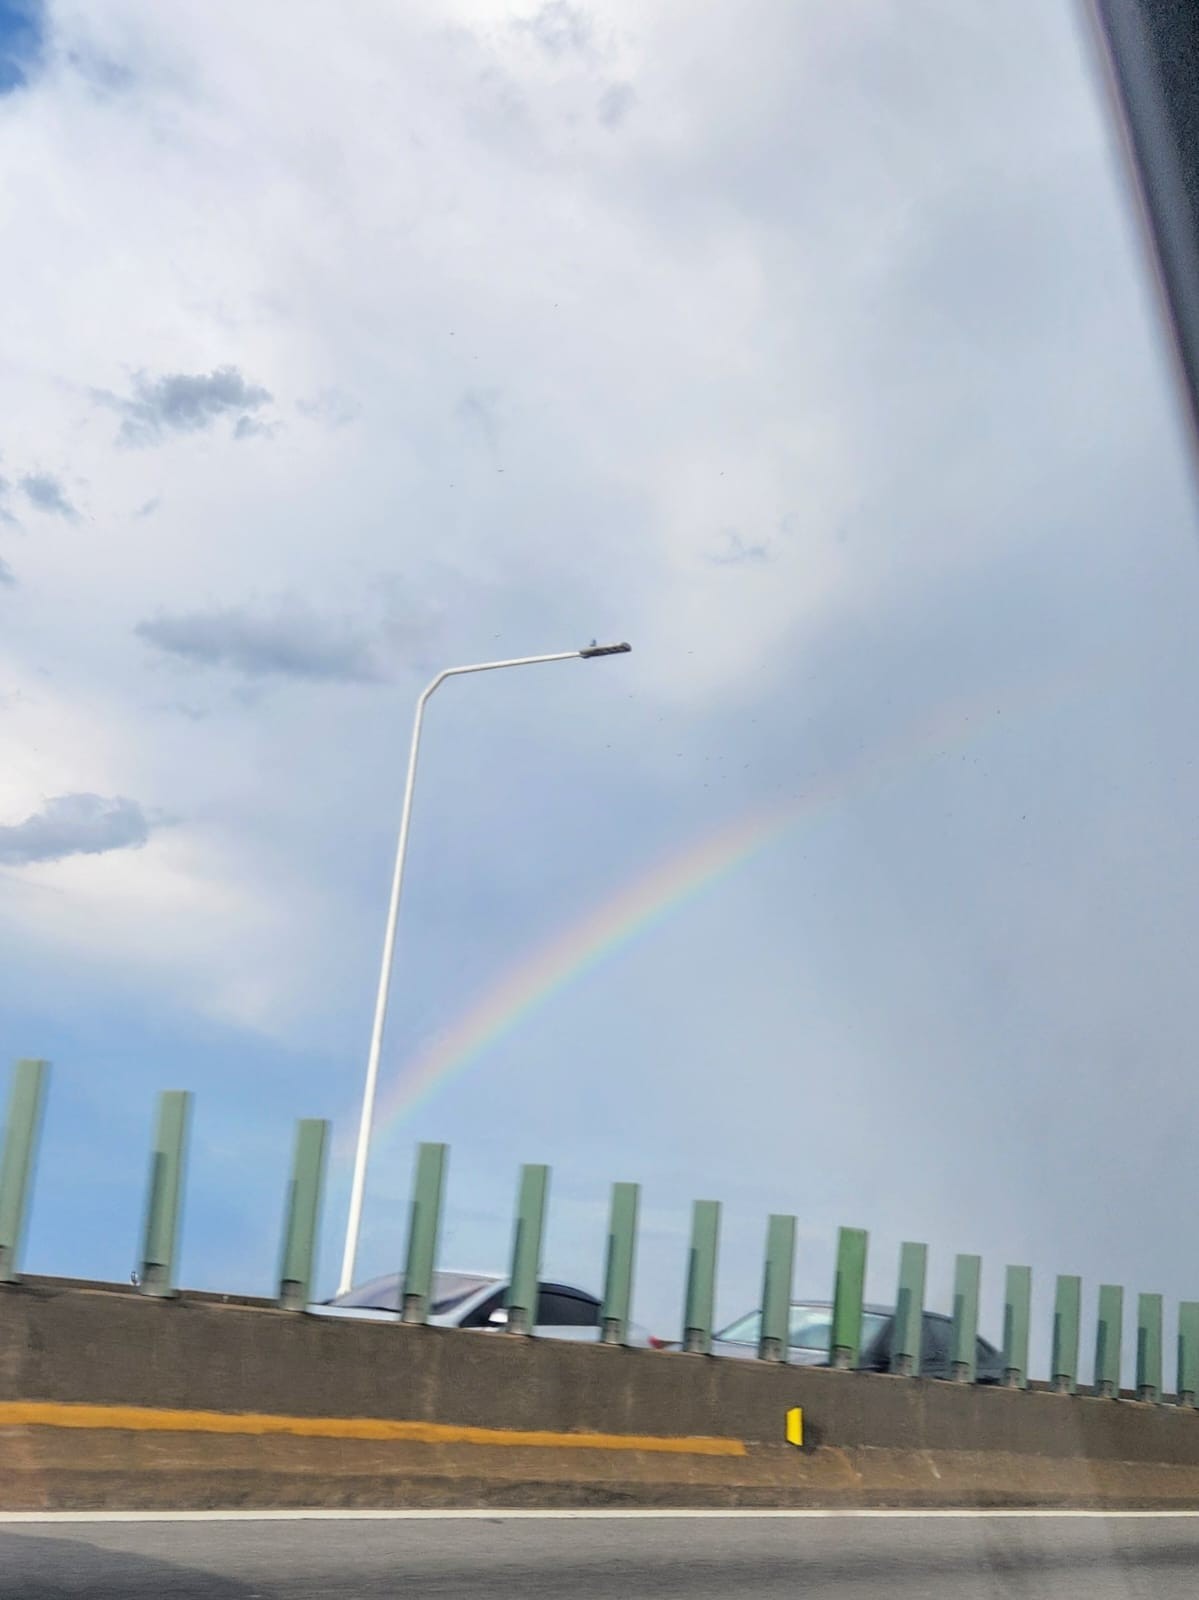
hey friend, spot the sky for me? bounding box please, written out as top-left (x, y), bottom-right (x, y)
top-left (2, 0), bottom-right (1199, 1381)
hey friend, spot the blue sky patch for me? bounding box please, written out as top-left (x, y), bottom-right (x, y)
top-left (0, 0), bottom-right (44, 94)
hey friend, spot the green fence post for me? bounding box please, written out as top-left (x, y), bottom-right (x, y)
top-left (758, 1213), bottom-right (796, 1362)
top-left (401, 1142), bottom-right (448, 1324)
top-left (1002, 1265), bottom-right (1032, 1388)
top-left (0, 1059), bottom-right (49, 1284)
top-left (600, 1181), bottom-right (639, 1345)
top-left (891, 1241), bottom-right (927, 1376)
top-left (505, 1163), bottom-right (548, 1335)
top-left (830, 1226), bottom-right (868, 1369)
top-left (951, 1254), bottom-right (981, 1383)
top-left (1051, 1274), bottom-right (1081, 1394)
top-left (1094, 1284), bottom-right (1123, 1398)
top-left (682, 1200), bottom-right (721, 1354)
top-left (1137, 1292), bottom-right (1163, 1403)
top-left (139, 1090), bottom-right (191, 1297)
top-left (1178, 1302), bottom-right (1199, 1408)
top-left (277, 1118), bottom-right (329, 1311)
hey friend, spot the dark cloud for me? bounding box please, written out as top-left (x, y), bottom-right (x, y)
top-left (20, 471), bottom-right (77, 519)
top-left (96, 366), bottom-right (273, 447)
top-left (521, 1), bottom-right (593, 59)
top-left (135, 603), bottom-right (389, 684)
top-left (597, 82), bottom-right (636, 129)
top-left (0, 793), bottom-right (151, 866)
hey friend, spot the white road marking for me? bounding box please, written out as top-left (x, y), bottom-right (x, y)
top-left (2, 1508), bottom-right (1199, 1523)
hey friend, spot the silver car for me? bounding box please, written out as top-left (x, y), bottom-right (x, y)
top-left (316, 1269), bottom-right (657, 1347)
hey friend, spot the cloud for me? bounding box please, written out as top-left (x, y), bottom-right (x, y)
top-left (0, 793), bottom-right (151, 866)
top-left (597, 82), bottom-right (635, 128)
top-left (233, 414), bottom-right (278, 440)
top-left (20, 471), bottom-right (77, 519)
top-left (520, 1), bottom-right (594, 60)
top-left (0, 473), bottom-right (16, 524)
top-left (135, 602), bottom-right (391, 684)
top-left (708, 530), bottom-right (770, 566)
top-left (159, 700), bottom-right (210, 722)
top-left (0, 554), bottom-right (14, 585)
top-left (96, 366), bottom-right (273, 447)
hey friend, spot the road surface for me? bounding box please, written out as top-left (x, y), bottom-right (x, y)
top-left (2, 1510), bottom-right (1197, 1597)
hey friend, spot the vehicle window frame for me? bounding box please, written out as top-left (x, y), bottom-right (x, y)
top-left (535, 1287), bottom-right (601, 1327)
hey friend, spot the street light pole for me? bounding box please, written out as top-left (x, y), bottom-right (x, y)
top-left (337, 641), bottom-right (631, 1296)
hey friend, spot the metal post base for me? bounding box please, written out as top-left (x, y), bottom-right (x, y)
top-left (278, 1279), bottom-right (305, 1313)
top-left (891, 1354), bottom-right (913, 1378)
top-left (950, 1361), bottom-right (972, 1385)
top-left (600, 1317), bottom-right (624, 1346)
top-left (1094, 1379), bottom-right (1115, 1399)
top-left (758, 1336), bottom-right (783, 1363)
top-left (138, 1262), bottom-right (175, 1299)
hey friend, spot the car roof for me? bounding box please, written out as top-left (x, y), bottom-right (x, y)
top-left (783, 1300), bottom-right (893, 1315)
top-left (325, 1270), bottom-right (600, 1310)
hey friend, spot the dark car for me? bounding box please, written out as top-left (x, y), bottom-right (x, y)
top-left (710, 1299), bottom-right (1004, 1382)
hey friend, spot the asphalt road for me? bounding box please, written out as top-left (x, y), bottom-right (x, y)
top-left (2, 1512), bottom-right (1198, 1598)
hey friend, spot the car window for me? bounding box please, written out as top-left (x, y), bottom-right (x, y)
top-left (921, 1316), bottom-right (952, 1369)
top-left (715, 1306), bottom-right (889, 1353)
top-left (714, 1310), bottom-right (762, 1345)
top-left (786, 1307), bottom-right (889, 1353)
top-left (976, 1336), bottom-right (1002, 1372)
top-left (536, 1289), bottom-right (600, 1327)
top-left (788, 1307), bottom-right (834, 1350)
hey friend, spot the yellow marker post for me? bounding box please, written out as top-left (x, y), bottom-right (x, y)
top-left (785, 1406), bottom-right (803, 1447)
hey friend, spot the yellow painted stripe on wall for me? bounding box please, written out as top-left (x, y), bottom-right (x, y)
top-left (0, 1401), bottom-right (746, 1458)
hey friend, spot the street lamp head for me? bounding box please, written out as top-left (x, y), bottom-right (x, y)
top-left (579, 641), bottom-right (632, 658)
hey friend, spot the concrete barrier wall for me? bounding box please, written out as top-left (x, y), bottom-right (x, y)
top-left (3, 1279), bottom-right (1199, 1510)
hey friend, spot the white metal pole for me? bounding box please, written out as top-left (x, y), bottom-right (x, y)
top-left (336, 645), bottom-right (628, 1296)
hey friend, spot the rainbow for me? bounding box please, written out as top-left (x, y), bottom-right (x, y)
top-left (365, 672), bottom-right (1078, 1148)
